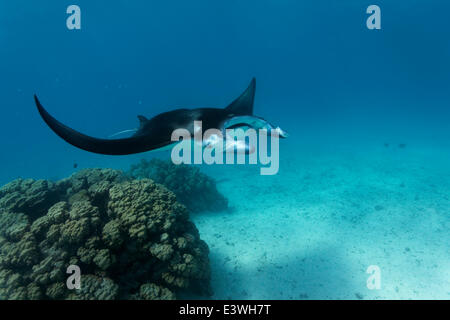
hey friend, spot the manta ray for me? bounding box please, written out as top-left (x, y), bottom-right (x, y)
top-left (34, 78), bottom-right (288, 155)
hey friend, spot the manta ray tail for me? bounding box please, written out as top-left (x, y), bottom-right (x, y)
top-left (225, 78), bottom-right (255, 116)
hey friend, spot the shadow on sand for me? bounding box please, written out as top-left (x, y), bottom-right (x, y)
top-left (204, 246), bottom-right (366, 300)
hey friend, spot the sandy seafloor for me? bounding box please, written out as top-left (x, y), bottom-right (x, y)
top-left (1, 138), bottom-right (449, 300)
top-left (191, 139), bottom-right (450, 300)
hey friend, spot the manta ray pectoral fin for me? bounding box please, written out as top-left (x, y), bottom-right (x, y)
top-left (34, 95), bottom-right (172, 155)
top-left (225, 78), bottom-right (255, 116)
top-left (34, 78), bottom-right (259, 155)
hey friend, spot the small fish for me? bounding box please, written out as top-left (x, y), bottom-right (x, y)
top-left (73, 163), bottom-right (78, 169)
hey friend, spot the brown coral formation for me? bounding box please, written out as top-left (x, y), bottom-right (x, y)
top-left (0, 169), bottom-right (211, 300)
top-left (129, 159), bottom-right (228, 213)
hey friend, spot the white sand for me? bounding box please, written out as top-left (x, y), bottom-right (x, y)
top-left (192, 141), bottom-right (450, 299)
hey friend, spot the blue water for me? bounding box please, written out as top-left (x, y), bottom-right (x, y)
top-left (0, 1), bottom-right (449, 299)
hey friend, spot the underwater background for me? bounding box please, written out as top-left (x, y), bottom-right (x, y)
top-left (0, 0), bottom-right (449, 299)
